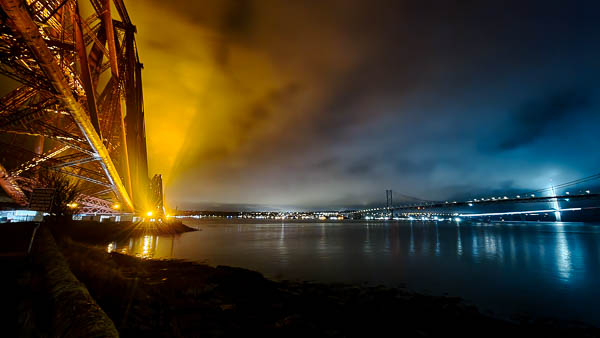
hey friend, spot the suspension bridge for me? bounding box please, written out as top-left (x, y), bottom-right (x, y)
top-left (349, 173), bottom-right (600, 221)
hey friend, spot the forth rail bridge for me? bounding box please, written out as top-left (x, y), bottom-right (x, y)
top-left (0, 0), bottom-right (164, 216)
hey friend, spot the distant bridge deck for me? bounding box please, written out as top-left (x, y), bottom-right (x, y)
top-left (350, 193), bottom-right (600, 215)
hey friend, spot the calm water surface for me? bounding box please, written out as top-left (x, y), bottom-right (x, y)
top-left (109, 220), bottom-right (600, 325)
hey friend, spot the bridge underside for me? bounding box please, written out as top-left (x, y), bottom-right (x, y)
top-left (0, 0), bottom-right (154, 213)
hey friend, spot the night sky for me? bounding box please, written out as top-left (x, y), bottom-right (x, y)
top-left (31, 1), bottom-right (600, 210)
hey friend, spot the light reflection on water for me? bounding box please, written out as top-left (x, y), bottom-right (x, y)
top-left (107, 234), bottom-right (175, 259)
top-left (111, 220), bottom-right (600, 325)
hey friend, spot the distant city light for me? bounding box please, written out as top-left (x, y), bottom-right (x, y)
top-left (586, 190), bottom-right (591, 194)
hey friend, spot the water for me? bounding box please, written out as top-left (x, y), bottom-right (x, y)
top-left (108, 220), bottom-right (600, 325)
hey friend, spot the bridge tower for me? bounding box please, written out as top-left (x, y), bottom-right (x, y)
top-left (386, 189), bottom-right (393, 218)
top-left (150, 174), bottom-right (164, 216)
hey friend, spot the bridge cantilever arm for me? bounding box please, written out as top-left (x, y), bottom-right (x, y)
top-left (0, 0), bottom-right (133, 211)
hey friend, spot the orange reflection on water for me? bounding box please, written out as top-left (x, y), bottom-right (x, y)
top-left (142, 235), bottom-right (153, 258)
top-left (106, 236), bottom-right (175, 259)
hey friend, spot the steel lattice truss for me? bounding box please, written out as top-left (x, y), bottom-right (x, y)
top-left (0, 0), bottom-right (150, 213)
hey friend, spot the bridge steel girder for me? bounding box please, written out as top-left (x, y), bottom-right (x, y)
top-left (76, 194), bottom-right (118, 214)
top-left (0, 0), bottom-right (134, 210)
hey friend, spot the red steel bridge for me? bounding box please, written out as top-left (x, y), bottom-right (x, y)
top-left (0, 0), bottom-right (162, 214)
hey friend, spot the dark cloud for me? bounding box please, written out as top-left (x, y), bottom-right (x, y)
top-left (345, 161), bottom-right (374, 176)
top-left (495, 89), bottom-right (591, 151)
top-left (118, 0), bottom-right (600, 209)
top-left (221, 0), bottom-right (253, 35)
top-left (394, 159), bottom-right (436, 176)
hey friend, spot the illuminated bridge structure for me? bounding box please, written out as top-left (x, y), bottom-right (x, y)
top-left (349, 174), bottom-right (600, 222)
top-left (0, 0), bottom-right (162, 214)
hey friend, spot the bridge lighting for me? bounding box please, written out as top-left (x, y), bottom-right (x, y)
top-left (454, 217), bottom-right (462, 222)
top-left (459, 207), bottom-right (581, 218)
top-left (468, 203), bottom-right (473, 207)
top-left (503, 196), bottom-right (508, 199)
top-left (146, 211), bottom-right (153, 217)
top-left (565, 198), bottom-right (570, 202)
top-left (67, 202), bottom-right (78, 209)
top-left (586, 190), bottom-right (590, 194)
top-left (112, 203), bottom-right (120, 210)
